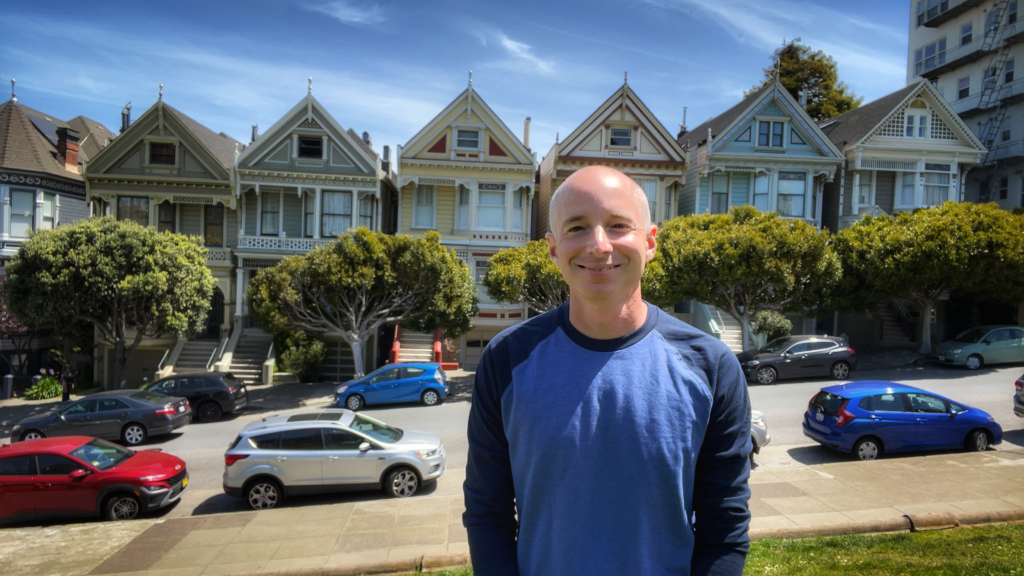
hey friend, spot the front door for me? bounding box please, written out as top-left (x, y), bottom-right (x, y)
top-left (906, 392), bottom-right (961, 448)
top-left (92, 398), bottom-right (132, 440)
top-left (265, 429), bottom-right (323, 487)
top-left (0, 455), bottom-right (36, 520)
top-left (321, 428), bottom-right (380, 483)
top-left (56, 399), bottom-right (99, 437)
top-left (33, 454), bottom-right (96, 515)
top-left (199, 290), bottom-right (224, 340)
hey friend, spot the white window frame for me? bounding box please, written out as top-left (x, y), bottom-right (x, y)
top-left (710, 173), bottom-right (729, 214)
top-left (476, 183), bottom-right (507, 231)
top-left (8, 188), bottom-right (36, 238)
top-left (454, 129), bottom-right (481, 151)
top-left (608, 127), bottom-right (633, 148)
top-left (260, 191), bottom-right (280, 236)
top-left (961, 22), bottom-right (973, 46)
top-left (1007, 59), bottom-right (1016, 83)
top-left (957, 76), bottom-right (970, 100)
top-left (915, 38), bottom-right (947, 76)
top-left (143, 137), bottom-right (179, 168)
top-left (412, 184), bottom-right (435, 229)
top-left (905, 103), bottom-right (931, 139)
top-left (456, 185), bottom-right (470, 230)
top-left (321, 190), bottom-right (354, 237)
top-left (776, 171), bottom-right (807, 218)
top-left (40, 193), bottom-right (56, 231)
top-left (757, 119), bottom-right (787, 148)
top-left (753, 173), bottom-right (769, 211)
top-left (357, 194), bottom-right (373, 229)
top-left (512, 188), bottom-right (525, 232)
top-left (474, 259), bottom-right (496, 306)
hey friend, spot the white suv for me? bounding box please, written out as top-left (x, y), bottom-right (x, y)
top-left (222, 409), bottom-right (446, 510)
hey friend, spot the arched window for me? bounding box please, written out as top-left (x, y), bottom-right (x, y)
top-left (905, 99), bottom-right (930, 139)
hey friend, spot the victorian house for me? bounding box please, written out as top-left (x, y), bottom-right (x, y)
top-left (535, 79), bottom-right (687, 238)
top-left (396, 76), bottom-right (535, 370)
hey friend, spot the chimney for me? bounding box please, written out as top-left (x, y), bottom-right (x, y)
top-left (382, 145), bottom-right (391, 172)
top-left (56, 127), bottom-right (81, 171)
top-left (524, 117), bottom-right (531, 149)
top-left (251, 124), bottom-right (259, 143)
top-left (799, 83), bottom-right (808, 110)
top-left (120, 101), bottom-right (132, 134)
top-left (362, 131), bottom-right (371, 146)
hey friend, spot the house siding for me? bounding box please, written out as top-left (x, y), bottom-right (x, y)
top-left (226, 207), bottom-right (238, 248)
top-left (283, 193), bottom-right (302, 238)
top-left (57, 195), bottom-right (89, 226)
top-left (680, 146), bottom-right (700, 216)
top-left (180, 204), bottom-right (202, 236)
top-left (875, 171), bottom-right (895, 214)
top-left (698, 178), bottom-right (710, 214)
top-left (730, 172), bottom-right (751, 206)
top-left (244, 190), bottom-right (257, 234)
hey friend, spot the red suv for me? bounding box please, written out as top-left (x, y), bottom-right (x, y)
top-left (0, 436), bottom-right (188, 524)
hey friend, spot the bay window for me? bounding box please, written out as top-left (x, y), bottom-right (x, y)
top-left (158, 202), bottom-right (175, 233)
top-left (663, 187), bottom-right (672, 223)
top-left (924, 173), bottom-right (950, 205)
top-left (117, 196), bottom-right (150, 227)
top-left (10, 190), bottom-right (34, 237)
top-left (260, 192), bottom-right (280, 235)
top-left (40, 194), bottom-right (55, 230)
top-left (456, 186), bottom-right (470, 229)
top-left (512, 188), bottom-right (525, 232)
top-left (321, 191), bottom-right (352, 237)
top-left (475, 260), bottom-right (496, 305)
top-left (777, 172), bottom-right (806, 217)
top-left (753, 174), bottom-right (769, 211)
top-left (901, 173), bottom-right (916, 205)
top-left (303, 192), bottom-right (314, 237)
top-left (477, 184), bottom-right (506, 229)
top-left (633, 178), bottom-right (658, 219)
top-left (710, 174), bottom-right (728, 214)
top-left (205, 204), bottom-right (223, 246)
top-left (358, 196), bottom-right (373, 229)
top-left (413, 184), bottom-right (434, 229)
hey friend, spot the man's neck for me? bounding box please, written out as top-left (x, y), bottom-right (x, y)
top-left (567, 291), bottom-right (649, 340)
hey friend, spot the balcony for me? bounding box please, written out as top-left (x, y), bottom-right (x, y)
top-left (236, 235), bottom-right (334, 253)
top-left (982, 139), bottom-right (1024, 165)
top-left (922, 0), bottom-right (984, 28)
top-left (205, 248), bottom-right (234, 267)
top-left (919, 37), bottom-right (994, 79)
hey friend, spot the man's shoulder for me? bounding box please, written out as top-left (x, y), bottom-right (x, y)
top-left (486, 306), bottom-right (562, 357)
top-left (650, 307), bottom-right (738, 387)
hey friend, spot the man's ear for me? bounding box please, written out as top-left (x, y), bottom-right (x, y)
top-left (545, 232), bottom-right (558, 262)
top-left (645, 225), bottom-right (658, 263)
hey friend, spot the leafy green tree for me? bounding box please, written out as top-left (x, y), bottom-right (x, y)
top-left (747, 41), bottom-right (862, 121)
top-left (248, 229), bottom-right (477, 377)
top-left (832, 203), bottom-right (1024, 355)
top-left (274, 330), bottom-right (326, 381)
top-left (750, 309), bottom-right (793, 343)
top-left (653, 206), bottom-right (841, 351)
top-left (3, 217), bottom-right (217, 389)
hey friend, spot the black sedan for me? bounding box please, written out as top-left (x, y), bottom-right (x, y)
top-left (736, 336), bottom-right (857, 385)
top-left (11, 390), bottom-right (191, 446)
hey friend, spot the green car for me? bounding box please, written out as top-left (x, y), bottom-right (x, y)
top-left (935, 325), bottom-right (1024, 370)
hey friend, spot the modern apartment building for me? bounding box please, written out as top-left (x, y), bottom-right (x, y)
top-left (909, 0), bottom-right (1024, 208)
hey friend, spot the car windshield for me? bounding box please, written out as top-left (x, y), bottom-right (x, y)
top-left (68, 439), bottom-right (134, 471)
top-left (761, 338), bottom-right (795, 354)
top-left (955, 328), bottom-right (990, 343)
top-left (350, 414), bottom-right (403, 443)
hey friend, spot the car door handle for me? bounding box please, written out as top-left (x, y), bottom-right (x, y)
top-left (327, 456), bottom-right (339, 461)
top-left (916, 418), bottom-right (927, 422)
top-left (35, 482), bottom-right (51, 488)
top-left (275, 457), bottom-right (287, 461)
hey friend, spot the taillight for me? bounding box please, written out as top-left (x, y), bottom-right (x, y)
top-left (1016, 379), bottom-right (1023, 392)
top-left (185, 400), bottom-right (190, 410)
top-left (228, 387), bottom-right (239, 394)
top-left (225, 454), bottom-right (248, 467)
top-left (155, 405), bottom-right (176, 415)
top-left (848, 348), bottom-right (856, 355)
top-left (835, 400), bottom-right (855, 427)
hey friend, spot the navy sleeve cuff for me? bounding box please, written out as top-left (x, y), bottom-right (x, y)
top-left (691, 546), bottom-right (747, 576)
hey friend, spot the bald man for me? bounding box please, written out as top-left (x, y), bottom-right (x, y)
top-left (463, 166), bottom-right (752, 576)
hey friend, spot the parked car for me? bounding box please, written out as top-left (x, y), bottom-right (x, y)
top-left (11, 390), bottom-right (190, 446)
top-left (223, 408), bottom-right (445, 510)
top-left (802, 381), bottom-right (1002, 461)
top-left (142, 372), bottom-right (247, 422)
top-left (736, 336), bottom-right (857, 385)
top-left (750, 409), bottom-right (770, 461)
top-left (1014, 373), bottom-right (1024, 418)
top-left (0, 436), bottom-right (188, 523)
top-left (336, 363), bottom-right (448, 411)
top-left (935, 325), bottom-right (1024, 370)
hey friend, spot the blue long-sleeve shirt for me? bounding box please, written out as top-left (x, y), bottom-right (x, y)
top-left (463, 302), bottom-right (752, 576)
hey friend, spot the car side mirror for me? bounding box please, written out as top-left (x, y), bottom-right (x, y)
top-left (69, 469), bottom-right (89, 480)
top-left (358, 442), bottom-right (371, 452)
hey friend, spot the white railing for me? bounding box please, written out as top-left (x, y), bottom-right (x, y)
top-left (237, 235), bottom-right (334, 252)
top-left (207, 335), bottom-right (229, 371)
top-left (206, 248), bottom-right (233, 264)
top-left (693, 302), bottom-right (722, 339)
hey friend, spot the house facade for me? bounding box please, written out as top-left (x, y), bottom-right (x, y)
top-left (396, 78), bottom-right (535, 370)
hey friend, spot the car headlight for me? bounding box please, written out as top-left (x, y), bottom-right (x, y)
top-left (12, 424), bottom-right (20, 431)
top-left (751, 417), bottom-right (765, 428)
top-left (414, 449), bottom-right (438, 458)
top-left (988, 416), bottom-right (996, 422)
top-left (951, 349), bottom-right (962, 354)
top-left (140, 484), bottom-right (167, 492)
top-left (336, 385), bottom-right (349, 394)
top-left (745, 360), bottom-right (760, 366)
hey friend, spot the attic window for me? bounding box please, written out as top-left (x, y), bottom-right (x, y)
top-left (735, 127), bottom-right (751, 143)
top-left (609, 128), bottom-right (632, 147)
top-left (298, 137), bottom-right (323, 158)
top-left (150, 143), bottom-right (176, 165)
top-left (790, 129), bottom-right (806, 145)
top-left (456, 130), bottom-right (480, 149)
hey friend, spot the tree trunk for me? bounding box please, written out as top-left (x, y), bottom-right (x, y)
top-left (740, 312), bottom-right (752, 352)
top-left (916, 300), bottom-right (937, 356)
top-left (113, 339), bottom-right (129, 390)
top-left (349, 338), bottom-right (365, 379)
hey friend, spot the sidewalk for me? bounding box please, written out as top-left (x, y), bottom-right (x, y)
top-left (3, 441), bottom-right (1023, 576)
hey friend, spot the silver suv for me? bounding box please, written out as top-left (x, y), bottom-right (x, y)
top-left (222, 409), bottom-right (446, 510)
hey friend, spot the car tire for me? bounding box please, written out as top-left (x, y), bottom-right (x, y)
top-left (104, 493), bottom-right (141, 521)
top-left (121, 423), bottom-right (148, 446)
top-left (197, 401), bottom-right (223, 423)
top-left (853, 437), bottom-right (883, 461)
top-left (965, 354), bottom-right (983, 370)
top-left (421, 389), bottom-right (441, 406)
top-left (966, 429), bottom-right (989, 452)
top-left (245, 478), bottom-right (282, 510)
top-left (830, 361), bottom-right (851, 380)
top-left (21, 429), bottom-right (45, 442)
top-left (385, 467), bottom-right (419, 498)
top-left (345, 394), bottom-right (365, 411)
top-left (755, 366), bottom-right (777, 385)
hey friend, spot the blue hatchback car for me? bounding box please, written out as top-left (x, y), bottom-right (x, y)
top-left (336, 363), bottom-right (449, 411)
top-left (803, 381), bottom-right (1002, 461)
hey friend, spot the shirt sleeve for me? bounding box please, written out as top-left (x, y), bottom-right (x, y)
top-left (690, 348), bottom-right (752, 576)
top-left (463, 345), bottom-right (519, 575)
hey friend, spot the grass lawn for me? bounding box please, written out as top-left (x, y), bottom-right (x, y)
top-left (408, 523), bottom-right (1024, 575)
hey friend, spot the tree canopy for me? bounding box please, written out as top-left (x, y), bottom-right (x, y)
top-left (831, 202), bottom-right (1024, 354)
top-left (248, 229), bottom-right (477, 377)
top-left (747, 41), bottom-right (862, 121)
top-left (3, 217), bottom-right (217, 388)
top-left (652, 206), bottom-right (841, 350)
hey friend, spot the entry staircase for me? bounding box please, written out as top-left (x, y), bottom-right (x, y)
top-left (877, 303), bottom-right (916, 348)
top-left (228, 329), bottom-right (274, 385)
top-left (708, 305), bottom-right (745, 353)
top-left (173, 340), bottom-right (220, 373)
top-left (397, 330), bottom-right (435, 363)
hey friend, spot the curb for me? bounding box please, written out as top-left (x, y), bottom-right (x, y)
top-left (235, 552), bottom-right (470, 576)
top-left (750, 508), bottom-right (1024, 541)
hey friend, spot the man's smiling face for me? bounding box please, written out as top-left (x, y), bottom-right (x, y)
top-left (546, 166), bottom-right (657, 307)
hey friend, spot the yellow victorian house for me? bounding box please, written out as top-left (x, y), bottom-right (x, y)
top-left (396, 76), bottom-right (535, 370)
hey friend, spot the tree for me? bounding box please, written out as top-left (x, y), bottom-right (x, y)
top-left (831, 203), bottom-right (1024, 355)
top-left (248, 229), bottom-right (477, 377)
top-left (652, 206), bottom-right (842, 351)
top-left (3, 217), bottom-right (217, 389)
top-left (747, 41), bottom-right (863, 121)
top-left (0, 276), bottom-right (37, 376)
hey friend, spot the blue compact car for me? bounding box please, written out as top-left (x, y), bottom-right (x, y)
top-left (803, 381), bottom-right (1002, 461)
top-left (336, 363), bottom-right (448, 411)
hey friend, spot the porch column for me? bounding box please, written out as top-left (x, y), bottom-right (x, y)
top-left (235, 267), bottom-right (244, 316)
top-left (314, 187), bottom-right (322, 239)
top-left (852, 172), bottom-right (861, 214)
top-left (34, 189), bottom-right (44, 231)
top-left (278, 191), bottom-right (285, 237)
top-left (255, 184), bottom-right (261, 236)
top-left (505, 183), bottom-right (513, 231)
top-left (0, 185), bottom-right (9, 240)
top-left (469, 181), bottom-right (477, 229)
top-left (525, 189), bottom-right (533, 236)
top-left (804, 172), bottom-right (813, 220)
top-left (239, 191), bottom-right (246, 236)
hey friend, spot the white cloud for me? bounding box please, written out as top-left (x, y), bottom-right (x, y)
top-left (302, 1), bottom-right (385, 25)
top-left (494, 33), bottom-right (557, 77)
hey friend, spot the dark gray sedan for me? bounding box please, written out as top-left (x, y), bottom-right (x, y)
top-left (11, 390), bottom-right (191, 446)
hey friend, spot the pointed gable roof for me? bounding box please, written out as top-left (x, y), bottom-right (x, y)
top-left (680, 84), bottom-right (772, 149)
top-left (66, 115), bottom-right (116, 164)
top-left (559, 83), bottom-right (685, 162)
top-left (163, 105), bottom-right (242, 169)
top-left (0, 100), bottom-right (81, 180)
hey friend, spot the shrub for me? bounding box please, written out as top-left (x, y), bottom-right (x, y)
top-left (751, 310), bottom-right (792, 342)
top-left (274, 330), bottom-right (325, 381)
top-left (24, 376), bottom-right (62, 400)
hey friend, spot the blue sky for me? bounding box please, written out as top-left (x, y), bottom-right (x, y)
top-left (1, 0), bottom-right (909, 159)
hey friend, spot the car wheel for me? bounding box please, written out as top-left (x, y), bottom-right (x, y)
top-left (421, 389), bottom-right (441, 406)
top-left (121, 423), bottom-right (147, 446)
top-left (966, 430), bottom-right (989, 452)
top-left (831, 361), bottom-right (851, 380)
top-left (853, 437), bottom-right (883, 461)
top-left (385, 467), bottom-right (419, 498)
top-left (197, 401), bottom-right (223, 423)
top-left (245, 479), bottom-right (282, 510)
top-left (755, 366), bottom-right (777, 385)
top-left (104, 493), bottom-right (140, 521)
top-left (346, 394), bottom-right (365, 411)
top-left (21, 430), bottom-right (45, 442)
top-left (965, 354), bottom-right (983, 370)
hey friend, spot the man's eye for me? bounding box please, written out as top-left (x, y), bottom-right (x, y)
top-left (566, 226), bottom-right (584, 233)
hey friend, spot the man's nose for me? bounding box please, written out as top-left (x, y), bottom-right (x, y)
top-left (587, 226), bottom-right (613, 255)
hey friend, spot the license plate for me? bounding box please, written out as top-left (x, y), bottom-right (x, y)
top-left (815, 412), bottom-right (824, 422)
top-left (182, 477), bottom-right (188, 488)
top-left (178, 406), bottom-right (185, 413)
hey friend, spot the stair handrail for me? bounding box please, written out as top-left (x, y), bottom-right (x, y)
top-left (888, 299), bottom-right (917, 343)
top-left (157, 348), bottom-right (170, 371)
top-left (207, 335), bottom-right (230, 371)
top-left (694, 302), bottom-right (723, 339)
top-left (267, 342), bottom-right (275, 360)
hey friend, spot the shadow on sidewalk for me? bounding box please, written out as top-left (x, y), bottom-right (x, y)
top-left (183, 480), bottom-right (443, 516)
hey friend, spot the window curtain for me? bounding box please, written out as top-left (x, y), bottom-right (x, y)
top-left (414, 184), bottom-right (433, 228)
top-left (512, 189), bottom-right (525, 231)
top-left (710, 174), bottom-right (728, 214)
top-left (322, 191), bottom-right (352, 237)
top-left (901, 173), bottom-right (916, 205)
top-left (477, 189), bottom-right (505, 229)
top-left (633, 178), bottom-right (658, 219)
top-left (924, 173), bottom-right (950, 205)
top-left (261, 192), bottom-right (280, 235)
top-left (777, 173), bottom-right (806, 217)
top-left (10, 190), bottom-right (34, 237)
top-left (753, 175), bottom-right (769, 211)
top-left (358, 197), bottom-right (373, 229)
